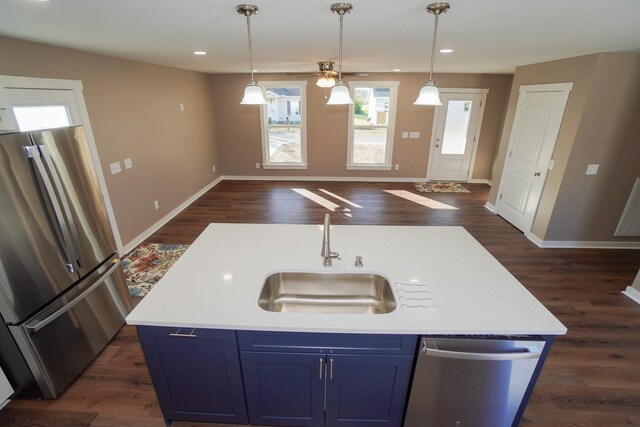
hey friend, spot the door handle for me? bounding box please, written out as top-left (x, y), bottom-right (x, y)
top-left (169, 329), bottom-right (197, 338)
top-left (319, 358), bottom-right (324, 380)
top-left (329, 358), bottom-right (334, 380)
top-left (534, 172), bottom-right (541, 176)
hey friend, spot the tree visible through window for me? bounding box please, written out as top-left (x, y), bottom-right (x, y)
top-left (348, 82), bottom-right (399, 168)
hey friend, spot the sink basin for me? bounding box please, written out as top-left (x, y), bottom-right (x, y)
top-left (258, 272), bottom-right (396, 314)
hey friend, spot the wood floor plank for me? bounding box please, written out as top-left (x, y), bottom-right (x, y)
top-left (2, 181), bottom-right (639, 426)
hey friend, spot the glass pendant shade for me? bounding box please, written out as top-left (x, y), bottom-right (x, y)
top-left (414, 80), bottom-right (442, 105)
top-left (316, 76), bottom-right (336, 88)
top-left (241, 82), bottom-right (266, 105)
top-left (327, 82), bottom-right (353, 105)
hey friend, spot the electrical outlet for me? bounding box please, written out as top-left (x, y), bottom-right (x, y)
top-left (124, 158), bottom-right (133, 169)
top-left (402, 132), bottom-right (409, 138)
top-left (212, 165), bottom-right (216, 173)
top-left (394, 164), bottom-right (400, 170)
top-left (256, 162), bottom-right (261, 169)
top-left (409, 132), bottom-right (420, 139)
top-left (154, 200), bottom-right (159, 210)
top-left (109, 162), bottom-right (122, 174)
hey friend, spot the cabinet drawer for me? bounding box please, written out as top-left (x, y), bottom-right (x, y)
top-left (237, 331), bottom-right (416, 355)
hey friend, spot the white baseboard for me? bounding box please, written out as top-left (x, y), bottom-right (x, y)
top-left (120, 177), bottom-right (223, 255)
top-left (526, 233), bottom-right (640, 249)
top-left (467, 179), bottom-right (492, 186)
top-left (484, 202), bottom-right (497, 213)
top-left (0, 399), bottom-right (9, 410)
top-left (221, 175), bottom-right (428, 183)
top-left (622, 286), bottom-right (640, 304)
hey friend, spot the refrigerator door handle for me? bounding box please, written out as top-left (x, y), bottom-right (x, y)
top-left (24, 145), bottom-right (77, 274)
top-left (422, 340), bottom-right (542, 361)
top-left (25, 259), bottom-right (121, 334)
top-left (37, 144), bottom-right (83, 269)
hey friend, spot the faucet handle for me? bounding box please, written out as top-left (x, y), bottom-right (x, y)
top-left (354, 256), bottom-right (363, 267)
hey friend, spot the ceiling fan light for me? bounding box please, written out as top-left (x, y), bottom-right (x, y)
top-left (316, 76), bottom-right (336, 88)
top-left (327, 82), bottom-right (353, 105)
top-left (414, 81), bottom-right (442, 105)
top-left (241, 81), bottom-right (266, 104)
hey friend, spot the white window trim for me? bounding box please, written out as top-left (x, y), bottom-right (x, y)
top-left (258, 81), bottom-right (308, 169)
top-left (0, 75), bottom-right (124, 252)
top-left (346, 81), bottom-right (399, 171)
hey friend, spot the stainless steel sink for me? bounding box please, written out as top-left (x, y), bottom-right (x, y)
top-left (258, 272), bottom-right (396, 314)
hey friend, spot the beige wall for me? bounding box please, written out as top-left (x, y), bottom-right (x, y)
top-left (489, 53), bottom-right (640, 242)
top-left (0, 36), bottom-right (220, 246)
top-left (211, 73), bottom-right (512, 180)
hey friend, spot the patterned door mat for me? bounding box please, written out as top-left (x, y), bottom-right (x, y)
top-left (414, 182), bottom-right (470, 193)
top-left (122, 243), bottom-right (190, 297)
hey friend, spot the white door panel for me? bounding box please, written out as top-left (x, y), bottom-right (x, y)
top-left (497, 85), bottom-right (572, 233)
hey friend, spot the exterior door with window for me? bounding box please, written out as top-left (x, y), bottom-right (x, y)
top-left (496, 83), bottom-right (572, 233)
top-left (428, 92), bottom-right (485, 181)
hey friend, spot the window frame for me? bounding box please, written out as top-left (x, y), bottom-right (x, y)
top-left (346, 81), bottom-right (399, 170)
top-left (258, 81), bottom-right (308, 170)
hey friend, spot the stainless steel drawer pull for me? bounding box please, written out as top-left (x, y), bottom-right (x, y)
top-left (169, 329), bottom-right (197, 338)
top-left (329, 358), bottom-right (334, 380)
top-left (319, 358), bottom-right (324, 380)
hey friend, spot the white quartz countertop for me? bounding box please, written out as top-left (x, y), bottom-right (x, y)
top-left (126, 224), bottom-right (567, 335)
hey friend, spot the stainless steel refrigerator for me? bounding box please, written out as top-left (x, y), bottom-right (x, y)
top-left (0, 125), bottom-right (132, 399)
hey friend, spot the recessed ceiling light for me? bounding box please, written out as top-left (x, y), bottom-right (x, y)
top-left (439, 49), bottom-right (454, 53)
top-left (393, 69), bottom-right (401, 72)
top-left (192, 51), bottom-right (207, 55)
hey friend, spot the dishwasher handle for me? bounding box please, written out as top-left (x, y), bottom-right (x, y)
top-left (422, 340), bottom-right (542, 361)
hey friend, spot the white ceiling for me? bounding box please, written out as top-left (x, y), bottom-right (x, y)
top-left (1, 0), bottom-right (639, 75)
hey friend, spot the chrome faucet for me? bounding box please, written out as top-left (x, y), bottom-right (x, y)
top-left (321, 214), bottom-right (340, 267)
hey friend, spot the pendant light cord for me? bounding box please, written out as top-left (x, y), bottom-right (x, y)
top-left (246, 14), bottom-right (255, 82)
top-left (338, 13), bottom-right (344, 82)
top-left (428, 13), bottom-right (440, 82)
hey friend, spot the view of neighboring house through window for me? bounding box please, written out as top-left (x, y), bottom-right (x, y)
top-left (347, 81), bottom-right (399, 169)
top-left (259, 81), bottom-right (307, 168)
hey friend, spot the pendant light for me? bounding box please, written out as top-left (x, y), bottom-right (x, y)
top-left (237, 4), bottom-right (266, 105)
top-left (414, 2), bottom-right (450, 106)
top-left (327, 3), bottom-right (354, 105)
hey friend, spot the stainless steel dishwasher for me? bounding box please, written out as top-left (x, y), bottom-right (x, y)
top-left (404, 336), bottom-right (546, 427)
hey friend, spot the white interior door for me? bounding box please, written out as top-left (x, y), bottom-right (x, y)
top-left (428, 91), bottom-right (486, 182)
top-left (496, 83), bottom-right (572, 233)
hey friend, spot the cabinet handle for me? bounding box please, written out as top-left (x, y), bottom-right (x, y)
top-left (169, 328), bottom-right (197, 338)
top-left (329, 358), bottom-right (334, 380)
top-left (319, 358), bottom-right (324, 380)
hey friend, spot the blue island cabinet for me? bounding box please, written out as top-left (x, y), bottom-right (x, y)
top-left (238, 331), bottom-right (416, 427)
top-left (136, 326), bottom-right (248, 425)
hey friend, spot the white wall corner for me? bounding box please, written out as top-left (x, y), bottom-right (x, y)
top-left (622, 286), bottom-right (640, 305)
top-left (120, 176), bottom-right (223, 255)
top-left (484, 202), bottom-right (497, 214)
top-left (525, 232), bottom-right (544, 248)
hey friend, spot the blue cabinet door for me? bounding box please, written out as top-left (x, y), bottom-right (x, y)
top-left (241, 351), bottom-right (325, 427)
top-left (137, 326), bottom-right (248, 424)
top-left (325, 354), bottom-right (414, 427)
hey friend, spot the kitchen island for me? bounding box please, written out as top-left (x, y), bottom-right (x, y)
top-left (126, 223), bottom-right (566, 427)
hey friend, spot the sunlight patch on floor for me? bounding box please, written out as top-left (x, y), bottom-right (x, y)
top-left (318, 189), bottom-right (363, 209)
top-left (292, 188), bottom-right (340, 211)
top-left (383, 190), bottom-right (458, 210)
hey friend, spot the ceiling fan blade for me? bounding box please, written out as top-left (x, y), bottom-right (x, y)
top-left (343, 72), bottom-right (369, 77)
top-left (295, 74), bottom-right (321, 78)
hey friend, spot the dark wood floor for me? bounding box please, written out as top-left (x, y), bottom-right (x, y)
top-left (2, 180), bottom-right (639, 427)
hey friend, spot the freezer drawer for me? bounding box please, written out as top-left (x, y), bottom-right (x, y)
top-left (8, 255), bottom-right (132, 398)
top-left (405, 337), bottom-right (546, 427)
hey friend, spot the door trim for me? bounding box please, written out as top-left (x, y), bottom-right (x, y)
top-left (426, 88), bottom-right (489, 182)
top-left (494, 82), bottom-right (573, 234)
top-left (0, 75), bottom-right (124, 253)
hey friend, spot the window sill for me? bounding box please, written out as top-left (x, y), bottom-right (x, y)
top-left (262, 163), bottom-right (308, 170)
top-left (346, 164), bottom-right (392, 171)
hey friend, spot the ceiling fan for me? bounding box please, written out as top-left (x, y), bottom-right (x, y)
top-left (294, 61), bottom-right (367, 88)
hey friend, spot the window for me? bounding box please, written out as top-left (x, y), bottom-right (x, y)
top-left (259, 81), bottom-right (307, 169)
top-left (347, 81), bottom-right (399, 170)
top-left (13, 105), bottom-right (72, 131)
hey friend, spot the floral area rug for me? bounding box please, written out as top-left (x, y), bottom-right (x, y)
top-left (414, 182), bottom-right (470, 193)
top-left (122, 243), bottom-right (190, 297)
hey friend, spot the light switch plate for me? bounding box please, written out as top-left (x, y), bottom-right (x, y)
top-left (548, 159), bottom-right (555, 170)
top-left (402, 132), bottom-right (409, 138)
top-left (586, 164), bottom-right (599, 175)
top-left (409, 132), bottom-right (420, 139)
top-left (109, 162), bottom-right (122, 174)
top-left (124, 158), bottom-right (133, 169)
